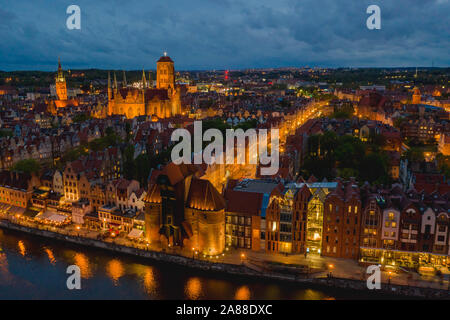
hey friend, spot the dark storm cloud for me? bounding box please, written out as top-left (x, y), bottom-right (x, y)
top-left (0, 0), bottom-right (448, 70)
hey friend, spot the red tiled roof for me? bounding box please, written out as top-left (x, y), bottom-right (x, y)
top-left (157, 56), bottom-right (174, 63)
top-left (144, 88), bottom-right (169, 102)
top-left (144, 183), bottom-right (162, 203)
top-left (225, 190), bottom-right (263, 216)
top-left (186, 179), bottom-right (225, 211)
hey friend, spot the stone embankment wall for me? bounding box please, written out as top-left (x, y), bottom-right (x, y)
top-left (0, 220), bottom-right (448, 299)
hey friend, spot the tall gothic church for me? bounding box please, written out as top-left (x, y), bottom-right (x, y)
top-left (107, 54), bottom-right (182, 119)
top-left (48, 58), bottom-right (78, 113)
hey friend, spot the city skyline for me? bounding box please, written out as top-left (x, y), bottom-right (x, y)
top-left (1, 0), bottom-right (449, 71)
top-left (0, 0), bottom-right (449, 302)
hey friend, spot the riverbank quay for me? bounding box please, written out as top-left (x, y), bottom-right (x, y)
top-left (0, 218), bottom-right (449, 299)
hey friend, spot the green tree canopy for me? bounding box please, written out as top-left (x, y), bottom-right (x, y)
top-left (12, 159), bottom-right (41, 175)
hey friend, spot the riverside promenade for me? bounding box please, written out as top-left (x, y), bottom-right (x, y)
top-left (0, 214), bottom-right (449, 299)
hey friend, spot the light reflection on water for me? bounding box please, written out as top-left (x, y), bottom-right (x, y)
top-left (0, 229), bottom-right (344, 299)
top-left (185, 277), bottom-right (202, 300)
top-left (17, 240), bottom-right (26, 257)
top-left (106, 259), bottom-right (124, 285)
top-left (74, 253), bottom-right (92, 279)
top-left (235, 285), bottom-right (251, 300)
top-left (44, 247), bottom-right (56, 265)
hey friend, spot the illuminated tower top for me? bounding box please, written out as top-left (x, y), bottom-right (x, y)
top-left (412, 86), bottom-right (421, 104)
top-left (55, 58), bottom-right (67, 100)
top-left (56, 57), bottom-right (65, 83)
top-left (156, 53), bottom-right (175, 89)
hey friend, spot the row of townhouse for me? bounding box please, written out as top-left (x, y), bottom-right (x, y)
top-left (399, 116), bottom-right (448, 144)
top-left (61, 148), bottom-right (122, 202)
top-left (0, 132), bottom-right (81, 169)
top-left (359, 185), bottom-right (450, 268)
top-left (224, 177), bottom-right (450, 269)
top-left (264, 178), bottom-right (361, 259)
top-left (0, 166), bottom-right (147, 236)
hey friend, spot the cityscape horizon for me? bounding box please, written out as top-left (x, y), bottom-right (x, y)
top-left (0, 0), bottom-right (449, 308)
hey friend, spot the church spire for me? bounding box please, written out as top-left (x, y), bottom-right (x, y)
top-left (107, 72), bottom-right (112, 101)
top-left (113, 72), bottom-right (118, 90)
top-left (148, 71), bottom-right (152, 88)
top-left (122, 70), bottom-right (127, 87)
top-left (56, 57), bottom-right (64, 81)
top-left (142, 69), bottom-right (147, 89)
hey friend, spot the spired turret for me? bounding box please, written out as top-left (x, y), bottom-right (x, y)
top-left (142, 69), bottom-right (147, 89)
top-left (55, 58), bottom-right (67, 100)
top-left (122, 70), bottom-right (127, 87)
top-left (107, 72), bottom-right (111, 99)
top-left (113, 72), bottom-right (118, 92)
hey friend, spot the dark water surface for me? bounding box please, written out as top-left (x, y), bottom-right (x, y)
top-left (0, 228), bottom-right (374, 300)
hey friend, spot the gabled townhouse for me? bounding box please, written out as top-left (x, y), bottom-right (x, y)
top-left (0, 170), bottom-right (40, 209)
top-left (433, 211), bottom-right (449, 255)
top-left (322, 180), bottom-right (361, 259)
top-left (399, 200), bottom-right (421, 252)
top-left (359, 192), bottom-right (383, 263)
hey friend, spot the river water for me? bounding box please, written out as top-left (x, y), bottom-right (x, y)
top-left (0, 228), bottom-right (368, 300)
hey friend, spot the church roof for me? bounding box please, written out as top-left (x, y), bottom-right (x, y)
top-left (157, 56), bottom-right (173, 63)
top-left (144, 88), bottom-right (169, 102)
top-left (164, 162), bottom-right (199, 186)
top-left (115, 87), bottom-right (170, 102)
top-left (143, 183), bottom-right (162, 203)
top-left (186, 179), bottom-right (226, 211)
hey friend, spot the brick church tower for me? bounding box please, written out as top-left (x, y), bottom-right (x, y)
top-left (156, 52), bottom-right (175, 89)
top-left (55, 58), bottom-right (68, 101)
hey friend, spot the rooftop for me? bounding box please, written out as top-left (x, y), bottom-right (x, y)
top-left (233, 179), bottom-right (279, 194)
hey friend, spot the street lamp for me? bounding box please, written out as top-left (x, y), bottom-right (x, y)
top-left (240, 253), bottom-right (246, 265)
top-left (328, 264), bottom-right (334, 278)
top-left (388, 271), bottom-right (392, 285)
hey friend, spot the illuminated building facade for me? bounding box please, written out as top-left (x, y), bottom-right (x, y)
top-left (0, 171), bottom-right (40, 209)
top-left (322, 181), bottom-right (361, 259)
top-left (224, 179), bottom-right (279, 252)
top-left (55, 58), bottom-right (67, 101)
top-left (306, 188), bottom-right (326, 255)
top-left (107, 54), bottom-right (181, 119)
top-left (143, 163), bottom-right (226, 255)
top-left (266, 181), bottom-right (338, 255)
top-left (359, 186), bottom-right (450, 269)
top-left (412, 86), bottom-right (421, 104)
top-left (359, 195), bottom-right (383, 263)
top-left (50, 59), bottom-right (79, 111)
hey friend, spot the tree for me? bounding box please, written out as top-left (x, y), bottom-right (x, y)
top-left (405, 147), bottom-right (425, 162)
top-left (393, 117), bottom-right (406, 129)
top-left (72, 113), bottom-right (92, 123)
top-left (134, 154), bottom-right (151, 185)
top-left (0, 129), bottom-right (12, 138)
top-left (12, 159), bottom-right (41, 175)
top-left (122, 144), bottom-right (135, 180)
top-left (359, 153), bottom-right (389, 184)
top-left (105, 126), bottom-right (114, 136)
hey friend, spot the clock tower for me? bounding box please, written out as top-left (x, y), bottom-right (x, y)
top-left (55, 58), bottom-right (68, 100)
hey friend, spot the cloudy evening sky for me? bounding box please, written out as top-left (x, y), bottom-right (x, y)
top-left (0, 0), bottom-right (449, 71)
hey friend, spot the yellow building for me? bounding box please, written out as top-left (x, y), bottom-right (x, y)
top-left (107, 54), bottom-right (182, 119)
top-left (412, 86), bottom-right (421, 104)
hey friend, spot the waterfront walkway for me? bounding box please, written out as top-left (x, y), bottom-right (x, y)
top-left (1, 211), bottom-right (449, 293)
